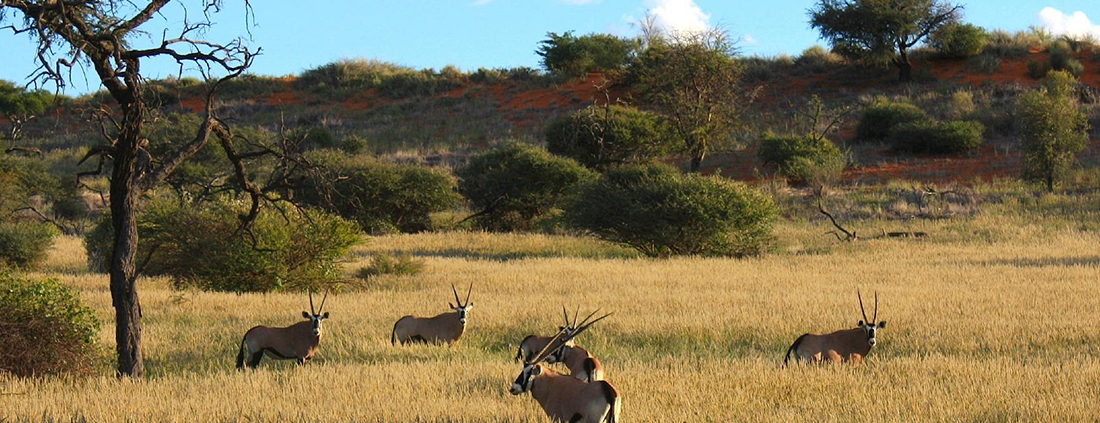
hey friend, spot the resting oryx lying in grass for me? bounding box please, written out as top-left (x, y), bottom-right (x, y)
top-left (785, 291), bottom-right (886, 365)
top-left (546, 308), bottom-right (612, 382)
top-left (515, 306), bottom-right (577, 363)
top-left (236, 291), bottom-right (330, 369)
top-left (391, 284), bottom-right (473, 345)
top-left (510, 318), bottom-right (621, 423)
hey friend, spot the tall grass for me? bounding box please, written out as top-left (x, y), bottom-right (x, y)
top-left (4, 212), bottom-right (1100, 422)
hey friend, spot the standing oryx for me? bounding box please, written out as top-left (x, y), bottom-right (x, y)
top-left (546, 308), bottom-right (612, 382)
top-left (510, 316), bottom-right (621, 423)
top-left (391, 284), bottom-right (473, 345)
top-left (515, 306), bottom-right (577, 363)
top-left (785, 291), bottom-right (886, 365)
top-left (236, 291), bottom-right (330, 369)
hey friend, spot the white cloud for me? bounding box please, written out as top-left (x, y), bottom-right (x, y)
top-left (1038, 7), bottom-right (1100, 40)
top-left (742, 34), bottom-right (758, 45)
top-left (643, 0), bottom-right (710, 34)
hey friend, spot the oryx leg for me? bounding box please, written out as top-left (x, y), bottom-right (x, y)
top-left (296, 357), bottom-right (305, 365)
top-left (248, 350), bottom-right (264, 369)
top-left (824, 350), bottom-right (844, 363)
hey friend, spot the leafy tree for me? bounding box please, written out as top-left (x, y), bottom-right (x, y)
top-left (631, 29), bottom-right (748, 172)
top-left (545, 104), bottom-right (670, 169)
top-left (564, 164), bottom-right (777, 257)
top-left (809, 0), bottom-right (962, 82)
top-left (1018, 71), bottom-right (1090, 191)
top-left (457, 144), bottom-right (594, 231)
top-left (929, 22), bottom-right (989, 58)
top-left (1, 1), bottom-right (273, 377)
top-left (0, 80), bottom-right (53, 141)
top-left (536, 31), bottom-right (639, 78)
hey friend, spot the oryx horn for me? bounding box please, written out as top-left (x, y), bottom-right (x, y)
top-left (857, 290), bottom-right (869, 323)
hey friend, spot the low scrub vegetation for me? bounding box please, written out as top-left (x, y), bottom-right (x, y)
top-left (889, 120), bottom-right (984, 154)
top-left (757, 133), bottom-right (847, 186)
top-left (300, 151), bottom-right (460, 234)
top-left (856, 99), bottom-right (929, 141)
top-left (356, 253), bottom-right (425, 279)
top-left (930, 23), bottom-right (989, 59)
top-left (457, 144), bottom-right (594, 231)
top-left (296, 59), bottom-right (464, 98)
top-left (85, 201), bottom-right (361, 292)
top-left (564, 164), bottom-right (777, 257)
top-left (545, 104), bottom-right (670, 169)
top-left (0, 274), bottom-right (100, 377)
top-left (0, 221), bottom-right (56, 269)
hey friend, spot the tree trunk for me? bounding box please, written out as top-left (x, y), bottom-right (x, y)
top-left (109, 100), bottom-right (145, 378)
top-left (895, 46), bottom-right (913, 83)
top-left (689, 153), bottom-right (704, 173)
top-left (1046, 173), bottom-right (1055, 192)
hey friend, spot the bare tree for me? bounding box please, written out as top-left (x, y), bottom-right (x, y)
top-left (0, 0), bottom-right (261, 377)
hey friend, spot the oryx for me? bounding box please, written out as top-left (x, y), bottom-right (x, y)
top-left (510, 315), bottom-right (621, 423)
top-left (515, 305), bottom-right (577, 363)
top-left (546, 308), bottom-right (612, 382)
top-left (236, 291), bottom-right (330, 369)
top-left (391, 283), bottom-right (473, 345)
top-left (785, 290), bottom-right (886, 365)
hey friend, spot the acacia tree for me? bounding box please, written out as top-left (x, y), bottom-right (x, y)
top-left (809, 0), bottom-right (961, 82)
top-left (0, 79), bottom-right (53, 142)
top-left (0, 0), bottom-right (274, 377)
top-left (632, 29), bottom-right (748, 172)
top-left (1018, 71), bottom-right (1089, 192)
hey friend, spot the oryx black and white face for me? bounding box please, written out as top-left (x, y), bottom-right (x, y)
top-left (302, 311), bottom-right (330, 336)
top-left (449, 283), bottom-right (474, 325)
top-left (857, 320), bottom-right (886, 346)
top-left (510, 363), bottom-right (542, 395)
top-left (856, 290), bottom-right (884, 346)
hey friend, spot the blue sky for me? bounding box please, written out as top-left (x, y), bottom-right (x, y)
top-left (2, 0), bottom-right (1099, 94)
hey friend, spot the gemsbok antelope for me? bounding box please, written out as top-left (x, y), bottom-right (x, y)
top-left (510, 316), bottom-right (621, 423)
top-left (236, 291), bottom-right (330, 369)
top-left (515, 306), bottom-right (577, 363)
top-left (785, 291), bottom-right (887, 366)
top-left (546, 308), bottom-right (612, 382)
top-left (391, 284), bottom-right (473, 345)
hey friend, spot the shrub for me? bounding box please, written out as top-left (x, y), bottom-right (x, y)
top-left (944, 90), bottom-right (976, 120)
top-left (536, 32), bottom-right (639, 78)
top-left (794, 45), bottom-right (840, 73)
top-left (356, 253), bottom-right (425, 279)
top-left (930, 23), bottom-right (989, 59)
top-left (969, 54), bottom-right (1001, 73)
top-left (0, 221), bottom-right (56, 269)
top-left (564, 164), bottom-right (777, 257)
top-left (340, 135), bottom-right (369, 154)
top-left (1028, 59), bottom-right (1051, 79)
top-left (1048, 40), bottom-right (1084, 77)
top-left (0, 274), bottom-right (100, 377)
top-left (457, 144), bottom-right (595, 231)
top-left (856, 99), bottom-right (929, 141)
top-left (757, 134), bottom-right (846, 184)
top-left (296, 59), bottom-right (461, 98)
top-left (888, 120), bottom-right (984, 154)
top-left (85, 201), bottom-right (362, 292)
top-left (545, 105), bottom-right (670, 169)
top-left (1018, 71), bottom-right (1090, 191)
top-left (299, 152), bottom-right (460, 234)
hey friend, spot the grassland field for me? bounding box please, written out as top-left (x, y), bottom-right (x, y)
top-left (3, 189), bottom-right (1100, 423)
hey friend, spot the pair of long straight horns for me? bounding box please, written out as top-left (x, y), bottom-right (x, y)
top-left (857, 290), bottom-right (878, 323)
top-left (451, 283), bottom-right (472, 308)
top-left (529, 307), bottom-right (614, 366)
top-left (309, 290), bottom-right (329, 315)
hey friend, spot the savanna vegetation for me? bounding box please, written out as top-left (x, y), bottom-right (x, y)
top-left (2, 0), bottom-right (1100, 422)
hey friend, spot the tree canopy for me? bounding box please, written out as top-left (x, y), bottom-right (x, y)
top-left (809, 0), bottom-right (961, 82)
top-left (536, 31), bottom-right (639, 78)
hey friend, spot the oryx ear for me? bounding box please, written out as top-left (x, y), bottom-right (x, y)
top-left (857, 320), bottom-right (865, 327)
top-left (449, 302), bottom-right (456, 308)
top-left (322, 312), bottom-right (330, 319)
top-left (466, 303), bottom-right (473, 309)
top-left (530, 365), bottom-right (542, 375)
top-left (877, 321), bottom-right (886, 328)
top-left (557, 326), bottom-right (565, 331)
top-left (302, 311), bottom-right (310, 319)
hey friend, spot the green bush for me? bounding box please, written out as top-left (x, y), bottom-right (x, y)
top-left (888, 120), bottom-right (984, 154)
top-left (1018, 71), bottom-right (1090, 191)
top-left (296, 59), bottom-right (462, 98)
top-left (457, 144), bottom-right (595, 231)
top-left (340, 135), bottom-right (369, 154)
top-left (545, 105), bottom-right (670, 169)
top-left (856, 99), bottom-right (929, 141)
top-left (299, 152), bottom-right (460, 234)
top-left (564, 164), bottom-right (777, 257)
top-left (1028, 59), bottom-right (1051, 79)
top-left (85, 201), bottom-right (362, 293)
top-left (356, 253), bottom-right (425, 279)
top-left (930, 23), bottom-right (989, 59)
top-left (536, 32), bottom-right (639, 78)
top-left (0, 274), bottom-right (100, 377)
top-left (794, 45), bottom-right (840, 73)
top-left (0, 221), bottom-right (56, 269)
top-left (757, 134), bottom-right (846, 184)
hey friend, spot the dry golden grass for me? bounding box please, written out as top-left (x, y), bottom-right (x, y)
top-left (3, 227), bottom-right (1100, 422)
